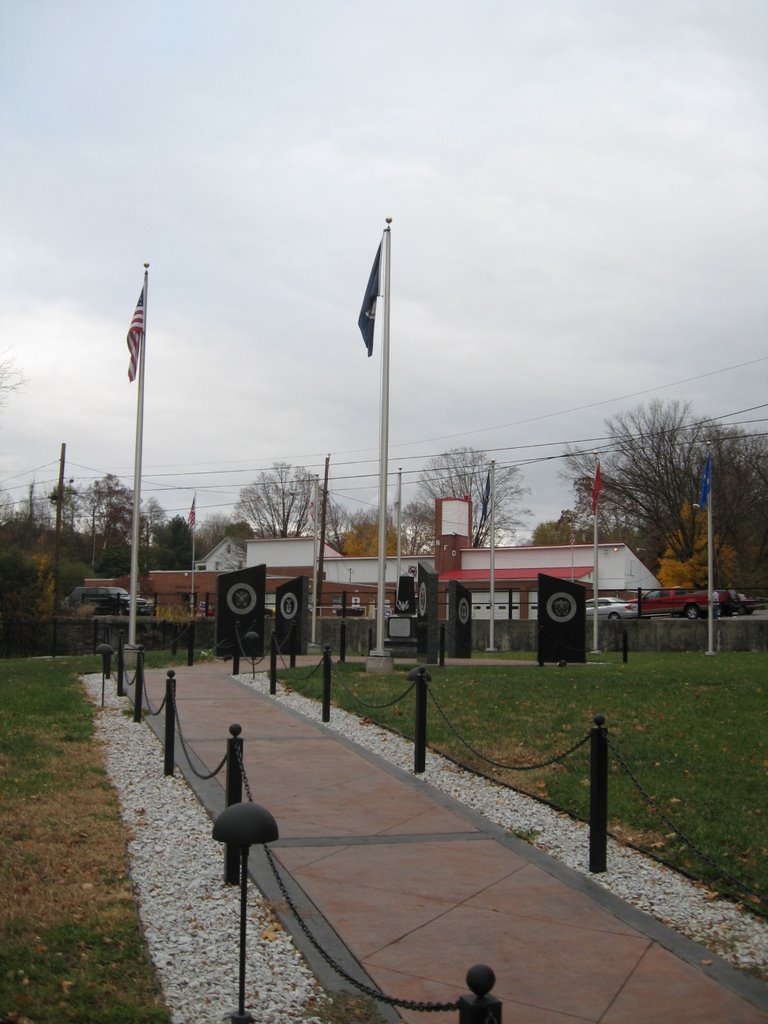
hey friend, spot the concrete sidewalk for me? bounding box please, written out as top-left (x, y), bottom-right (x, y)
top-left (138, 662), bottom-right (768, 1024)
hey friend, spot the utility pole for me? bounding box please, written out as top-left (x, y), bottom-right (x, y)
top-left (53, 442), bottom-right (66, 613)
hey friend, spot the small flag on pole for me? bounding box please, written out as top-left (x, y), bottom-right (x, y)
top-left (127, 286), bottom-right (145, 382)
top-left (358, 243), bottom-right (381, 357)
top-left (699, 453), bottom-right (712, 510)
top-left (479, 472), bottom-right (491, 526)
top-left (591, 463), bottom-right (603, 514)
top-left (188, 497), bottom-right (196, 529)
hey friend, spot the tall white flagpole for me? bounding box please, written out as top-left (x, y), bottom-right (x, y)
top-left (395, 466), bottom-right (402, 583)
top-left (128, 263), bottom-right (149, 647)
top-left (487, 460), bottom-right (496, 651)
top-left (373, 218), bottom-right (392, 659)
top-left (591, 455), bottom-right (600, 655)
top-left (190, 494), bottom-right (196, 619)
top-left (705, 445), bottom-right (715, 657)
top-left (311, 474), bottom-right (319, 646)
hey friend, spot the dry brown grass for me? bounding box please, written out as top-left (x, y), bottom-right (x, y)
top-left (0, 660), bottom-right (169, 1023)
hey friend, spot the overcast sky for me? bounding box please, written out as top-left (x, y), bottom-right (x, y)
top-left (1, 1), bottom-right (766, 541)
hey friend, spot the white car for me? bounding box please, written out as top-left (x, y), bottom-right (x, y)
top-left (585, 597), bottom-right (636, 620)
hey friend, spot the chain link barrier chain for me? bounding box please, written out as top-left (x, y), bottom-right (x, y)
top-left (234, 737), bottom-right (255, 803)
top-left (427, 682), bottom-right (591, 772)
top-left (607, 737), bottom-right (766, 912)
top-left (270, 628), bottom-right (324, 680)
top-left (170, 690), bottom-right (228, 781)
top-left (263, 846), bottom-right (459, 1014)
top-left (234, 622), bottom-right (268, 668)
top-left (230, 714), bottom-right (459, 1013)
top-left (331, 661), bottom-right (416, 710)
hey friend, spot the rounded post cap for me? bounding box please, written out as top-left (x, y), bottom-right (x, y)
top-left (212, 802), bottom-right (279, 847)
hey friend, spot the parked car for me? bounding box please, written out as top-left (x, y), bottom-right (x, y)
top-left (585, 597), bottom-right (636, 620)
top-left (736, 593), bottom-right (759, 615)
top-left (66, 586), bottom-right (152, 616)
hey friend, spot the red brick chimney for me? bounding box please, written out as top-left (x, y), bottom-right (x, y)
top-left (434, 497), bottom-right (472, 574)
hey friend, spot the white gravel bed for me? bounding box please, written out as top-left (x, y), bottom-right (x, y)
top-left (83, 667), bottom-right (767, 1024)
top-left (233, 671), bottom-right (768, 981)
top-left (83, 674), bottom-right (325, 1024)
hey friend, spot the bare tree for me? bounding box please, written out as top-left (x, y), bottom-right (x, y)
top-left (323, 497), bottom-right (350, 554)
top-left (563, 400), bottom-right (768, 586)
top-left (234, 462), bottom-right (315, 537)
top-left (0, 350), bottom-right (25, 417)
top-left (83, 475), bottom-right (134, 564)
top-left (416, 446), bottom-right (530, 545)
top-left (400, 499), bottom-right (434, 555)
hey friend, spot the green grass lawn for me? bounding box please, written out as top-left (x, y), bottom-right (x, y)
top-left (0, 655), bottom-right (171, 1023)
top-left (0, 653), bottom-right (386, 1024)
top-left (280, 652), bottom-right (768, 909)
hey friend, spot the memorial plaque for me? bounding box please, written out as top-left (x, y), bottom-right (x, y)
top-left (395, 574), bottom-right (416, 615)
top-left (537, 573), bottom-right (586, 664)
top-left (215, 565), bottom-right (266, 657)
top-left (275, 575), bottom-right (309, 656)
top-left (447, 580), bottom-right (472, 658)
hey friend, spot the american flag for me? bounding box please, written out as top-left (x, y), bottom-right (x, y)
top-left (126, 286), bottom-right (145, 382)
top-left (188, 497), bottom-right (196, 529)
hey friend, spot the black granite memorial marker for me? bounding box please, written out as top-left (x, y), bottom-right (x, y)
top-left (416, 562), bottom-right (439, 664)
top-left (216, 565), bottom-right (266, 657)
top-left (447, 580), bottom-right (473, 658)
top-left (275, 576), bottom-right (309, 656)
top-left (537, 573), bottom-right (586, 664)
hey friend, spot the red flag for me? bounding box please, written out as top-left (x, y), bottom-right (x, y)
top-left (591, 464), bottom-right (603, 514)
top-left (188, 497), bottom-right (196, 529)
top-left (126, 286), bottom-right (145, 382)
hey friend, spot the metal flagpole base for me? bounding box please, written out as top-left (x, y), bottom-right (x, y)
top-left (366, 653), bottom-right (394, 673)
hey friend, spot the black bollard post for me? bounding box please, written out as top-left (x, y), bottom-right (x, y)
top-left (439, 623), bottom-right (446, 667)
top-left (589, 714), bottom-right (608, 873)
top-left (116, 634), bottom-right (125, 697)
top-left (289, 623), bottom-right (297, 669)
top-left (458, 965), bottom-right (502, 1024)
top-left (187, 620), bottom-right (195, 666)
top-left (232, 645), bottom-right (240, 676)
top-left (269, 631), bottom-right (277, 695)
top-left (211, 804), bottom-right (279, 1024)
top-left (225, 724), bottom-right (244, 885)
top-left (96, 642), bottom-right (113, 707)
top-left (339, 620), bottom-right (346, 663)
top-left (322, 646), bottom-right (332, 723)
top-left (133, 647), bottom-right (145, 723)
top-left (622, 629), bottom-right (628, 664)
top-left (163, 671), bottom-right (176, 777)
top-left (408, 667), bottom-right (430, 774)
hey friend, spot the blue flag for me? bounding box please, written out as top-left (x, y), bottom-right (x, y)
top-left (480, 472), bottom-right (491, 526)
top-left (358, 243), bottom-right (381, 357)
top-left (699, 453), bottom-right (712, 510)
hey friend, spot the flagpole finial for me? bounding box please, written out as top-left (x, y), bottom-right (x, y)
top-left (144, 262), bottom-right (149, 268)
top-left (385, 216), bottom-right (392, 224)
